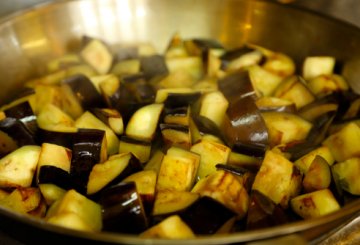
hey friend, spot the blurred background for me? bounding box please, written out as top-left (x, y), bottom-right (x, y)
top-left (1, 0), bottom-right (360, 29)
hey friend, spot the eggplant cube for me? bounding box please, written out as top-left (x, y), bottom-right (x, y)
top-left (252, 150), bottom-right (302, 208)
top-left (179, 196), bottom-right (236, 235)
top-left (332, 157), bottom-right (360, 195)
top-left (199, 91), bottom-right (229, 127)
top-left (294, 145), bottom-right (334, 174)
top-left (323, 122), bottom-right (360, 162)
top-left (0, 145), bottom-right (41, 188)
top-left (192, 170), bottom-right (249, 217)
top-left (0, 187), bottom-right (41, 214)
top-left (99, 182), bottom-right (148, 234)
top-left (46, 189), bottom-right (102, 232)
top-left (152, 191), bottom-right (199, 216)
top-left (190, 139), bottom-right (230, 180)
top-left (290, 189), bottom-right (340, 219)
top-left (156, 147), bottom-right (200, 192)
top-left (140, 215), bottom-right (195, 239)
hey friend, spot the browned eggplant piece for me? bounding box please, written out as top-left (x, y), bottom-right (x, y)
top-left (220, 46), bottom-right (264, 71)
top-left (223, 96), bottom-right (269, 157)
top-left (0, 118), bottom-right (37, 146)
top-left (246, 190), bottom-right (292, 230)
top-left (140, 55), bottom-right (169, 80)
top-left (70, 128), bottom-right (107, 194)
top-left (164, 92), bottom-right (201, 108)
top-left (218, 70), bottom-right (256, 102)
top-left (3, 101), bottom-right (37, 135)
top-left (179, 196), bottom-right (236, 235)
top-left (119, 136), bottom-right (152, 164)
top-left (38, 166), bottom-right (73, 190)
top-left (160, 124), bottom-right (191, 150)
top-left (285, 110), bottom-right (336, 161)
top-left (185, 38), bottom-right (224, 56)
top-left (123, 75), bottom-right (156, 103)
top-left (37, 128), bottom-right (76, 149)
top-left (99, 181), bottom-right (149, 234)
top-left (90, 108), bottom-right (124, 135)
top-left (255, 97), bottom-right (296, 113)
top-left (191, 114), bottom-right (227, 143)
top-left (164, 106), bottom-right (190, 126)
top-left (61, 74), bottom-right (104, 111)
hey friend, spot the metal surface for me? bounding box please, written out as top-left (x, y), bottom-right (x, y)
top-left (0, 0), bottom-right (360, 244)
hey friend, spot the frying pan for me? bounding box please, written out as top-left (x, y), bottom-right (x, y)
top-left (0, 0), bottom-right (360, 244)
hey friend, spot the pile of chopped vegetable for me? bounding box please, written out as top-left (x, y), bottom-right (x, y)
top-left (0, 33), bottom-right (359, 238)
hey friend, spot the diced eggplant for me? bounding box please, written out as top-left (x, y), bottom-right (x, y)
top-left (307, 74), bottom-right (349, 98)
top-left (36, 142), bottom-right (72, 182)
top-left (119, 136), bottom-right (151, 164)
top-left (0, 187), bottom-right (41, 214)
top-left (199, 91), bottom-right (229, 127)
top-left (38, 183), bottom-right (66, 205)
top-left (87, 152), bottom-right (142, 195)
top-left (294, 146), bottom-right (335, 174)
top-left (61, 74), bottom-right (104, 111)
top-left (298, 101), bottom-right (338, 123)
top-left (273, 76), bottom-right (315, 109)
top-left (190, 139), bottom-right (230, 180)
top-left (160, 124), bottom-right (191, 150)
top-left (123, 169), bottom-right (157, 213)
top-left (246, 190), bottom-right (291, 230)
top-left (164, 106), bottom-right (190, 126)
top-left (185, 38), bottom-right (224, 57)
top-left (75, 111), bottom-right (119, 155)
top-left (99, 182), bottom-right (148, 234)
top-left (179, 196), bottom-right (236, 235)
top-left (156, 147), bottom-right (200, 192)
top-left (140, 55), bottom-right (169, 80)
top-left (4, 101), bottom-right (37, 135)
top-left (322, 122), bottom-right (360, 162)
top-left (152, 191), bottom-right (199, 216)
top-left (302, 56), bottom-right (336, 80)
top-left (166, 56), bottom-right (203, 81)
top-left (163, 92), bottom-right (201, 108)
top-left (144, 150), bottom-right (164, 174)
top-left (36, 103), bottom-right (76, 132)
top-left (302, 155), bottom-right (331, 193)
top-left (255, 97), bottom-right (296, 113)
top-left (70, 129), bottom-right (107, 194)
top-left (218, 70), bottom-right (256, 102)
top-left (0, 118), bottom-right (37, 146)
top-left (0, 145), bottom-right (41, 188)
top-left (248, 65), bottom-right (284, 97)
top-left (90, 108), bottom-right (124, 135)
top-left (80, 38), bottom-right (113, 75)
top-left (46, 53), bottom-right (81, 73)
top-left (220, 47), bottom-right (264, 72)
top-left (32, 84), bottom-right (62, 114)
top-left (140, 215), bottom-right (195, 239)
top-left (111, 59), bottom-right (141, 76)
top-left (125, 103), bottom-right (164, 141)
top-left (38, 166), bottom-right (73, 190)
top-left (123, 75), bottom-right (156, 103)
top-left (113, 46), bottom-right (139, 62)
top-left (156, 69), bottom-right (197, 89)
top-left (227, 151), bottom-right (262, 172)
top-left (290, 189), bottom-right (340, 219)
top-left (192, 170), bottom-right (249, 217)
top-left (252, 150), bottom-right (302, 208)
top-left (46, 189), bottom-right (102, 232)
top-left (261, 111), bottom-right (312, 147)
top-left (332, 157), bottom-right (360, 195)
top-left (262, 51), bottom-right (295, 78)
top-left (223, 96), bottom-right (269, 156)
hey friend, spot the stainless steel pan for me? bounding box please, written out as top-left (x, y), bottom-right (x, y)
top-left (0, 0), bottom-right (360, 244)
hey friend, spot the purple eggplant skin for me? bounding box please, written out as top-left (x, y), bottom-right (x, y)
top-left (246, 190), bottom-right (293, 230)
top-left (99, 181), bottom-right (149, 234)
top-left (218, 70), bottom-right (257, 103)
top-left (179, 196), bottom-right (236, 235)
top-left (192, 114), bottom-right (227, 143)
top-left (224, 96), bottom-right (269, 157)
top-left (164, 92), bottom-right (201, 108)
top-left (70, 128), bottom-right (106, 194)
top-left (140, 55), bottom-right (169, 80)
top-left (62, 74), bottom-right (104, 109)
top-left (114, 46), bottom-right (139, 62)
top-left (0, 117), bottom-right (37, 146)
top-left (4, 101), bottom-right (37, 135)
top-left (123, 76), bottom-right (156, 103)
top-left (38, 165), bottom-right (73, 190)
top-left (220, 46), bottom-right (265, 70)
top-left (37, 128), bottom-right (76, 149)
